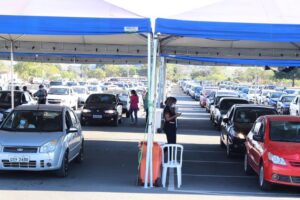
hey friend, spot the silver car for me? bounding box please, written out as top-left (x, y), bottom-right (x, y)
top-left (0, 105), bottom-right (84, 177)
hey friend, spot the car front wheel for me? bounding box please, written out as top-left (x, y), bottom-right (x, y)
top-left (244, 154), bottom-right (254, 175)
top-left (56, 151), bottom-right (69, 178)
top-left (226, 138), bottom-right (232, 158)
top-left (259, 164), bottom-right (272, 190)
top-left (75, 142), bottom-right (84, 163)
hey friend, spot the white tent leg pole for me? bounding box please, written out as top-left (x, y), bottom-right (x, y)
top-left (158, 57), bottom-right (165, 107)
top-left (10, 41), bottom-right (14, 109)
top-left (144, 33), bottom-right (152, 188)
top-left (150, 36), bottom-right (159, 187)
top-left (162, 61), bottom-right (167, 103)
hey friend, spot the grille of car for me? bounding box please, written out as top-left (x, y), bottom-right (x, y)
top-left (3, 147), bottom-right (38, 153)
top-left (277, 175), bottom-right (291, 182)
top-left (40, 160), bottom-right (45, 168)
top-left (291, 176), bottom-right (300, 183)
top-left (290, 161), bottom-right (300, 167)
top-left (48, 99), bottom-right (61, 104)
top-left (2, 160), bottom-right (36, 168)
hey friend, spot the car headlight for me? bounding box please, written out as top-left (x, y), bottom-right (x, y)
top-left (268, 152), bottom-right (286, 166)
top-left (104, 110), bottom-right (116, 114)
top-left (40, 140), bottom-right (57, 153)
top-left (236, 133), bottom-right (246, 139)
top-left (82, 109), bottom-right (91, 113)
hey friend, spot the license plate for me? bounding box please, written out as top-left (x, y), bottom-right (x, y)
top-left (93, 115), bottom-right (102, 119)
top-left (9, 156), bottom-right (30, 163)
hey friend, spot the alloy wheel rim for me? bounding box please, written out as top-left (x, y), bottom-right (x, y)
top-left (244, 155), bottom-right (248, 171)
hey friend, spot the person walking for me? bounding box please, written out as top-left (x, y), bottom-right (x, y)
top-left (129, 90), bottom-right (139, 125)
top-left (163, 97), bottom-right (181, 144)
top-left (34, 84), bottom-right (47, 104)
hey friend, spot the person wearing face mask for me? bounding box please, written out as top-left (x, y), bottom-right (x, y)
top-left (163, 97), bottom-right (181, 144)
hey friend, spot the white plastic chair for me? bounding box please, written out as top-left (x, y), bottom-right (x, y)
top-left (161, 144), bottom-right (184, 188)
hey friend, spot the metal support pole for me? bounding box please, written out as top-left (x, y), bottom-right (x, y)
top-left (157, 57), bottom-right (165, 107)
top-left (144, 33), bottom-right (152, 188)
top-left (162, 61), bottom-right (167, 103)
top-left (10, 41), bottom-right (14, 109)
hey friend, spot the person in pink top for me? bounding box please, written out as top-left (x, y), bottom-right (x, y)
top-left (129, 90), bottom-right (139, 125)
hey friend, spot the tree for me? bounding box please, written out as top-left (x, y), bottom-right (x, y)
top-left (85, 68), bottom-right (106, 79)
top-left (0, 61), bottom-right (9, 73)
top-left (273, 67), bottom-right (300, 87)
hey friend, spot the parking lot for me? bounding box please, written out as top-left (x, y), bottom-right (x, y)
top-left (0, 86), bottom-right (300, 200)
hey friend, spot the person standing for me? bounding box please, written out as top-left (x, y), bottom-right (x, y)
top-left (129, 90), bottom-right (139, 125)
top-left (23, 86), bottom-right (32, 96)
top-left (34, 84), bottom-right (47, 104)
top-left (143, 91), bottom-right (148, 123)
top-left (163, 97), bottom-right (181, 144)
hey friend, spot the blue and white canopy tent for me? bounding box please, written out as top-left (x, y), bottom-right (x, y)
top-left (155, 0), bottom-right (300, 66)
top-left (0, 0), bottom-right (156, 188)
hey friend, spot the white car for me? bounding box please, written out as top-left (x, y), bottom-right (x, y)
top-left (87, 85), bottom-right (102, 94)
top-left (47, 86), bottom-right (78, 110)
top-left (290, 95), bottom-right (300, 116)
top-left (72, 86), bottom-right (90, 107)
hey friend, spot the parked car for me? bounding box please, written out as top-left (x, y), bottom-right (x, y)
top-left (220, 105), bottom-right (277, 157)
top-left (200, 88), bottom-right (217, 108)
top-left (244, 115), bottom-right (300, 190)
top-left (276, 95), bottom-right (295, 115)
top-left (246, 89), bottom-right (260, 103)
top-left (81, 93), bottom-right (123, 126)
top-left (289, 95), bottom-right (300, 116)
top-left (193, 86), bottom-right (203, 101)
top-left (72, 86), bottom-right (89, 107)
top-left (0, 91), bottom-right (36, 122)
top-left (213, 97), bottom-right (249, 129)
top-left (47, 86), bottom-right (78, 110)
top-left (87, 85), bottom-right (102, 94)
top-left (0, 105), bottom-right (84, 177)
top-left (266, 91), bottom-right (286, 107)
top-left (257, 90), bottom-right (274, 105)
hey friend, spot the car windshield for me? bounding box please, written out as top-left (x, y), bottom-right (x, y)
top-left (87, 94), bottom-right (116, 104)
top-left (270, 121), bottom-right (300, 143)
top-left (234, 108), bottom-right (277, 123)
top-left (50, 81), bottom-right (62, 86)
top-left (1, 111), bottom-right (62, 132)
top-left (73, 88), bottom-right (86, 94)
top-left (249, 90), bottom-right (259, 94)
top-left (220, 100), bottom-right (248, 110)
top-left (0, 92), bottom-right (21, 104)
top-left (48, 88), bottom-right (69, 95)
top-left (88, 86), bottom-right (97, 91)
top-left (281, 96), bottom-right (295, 103)
top-left (271, 93), bottom-right (283, 98)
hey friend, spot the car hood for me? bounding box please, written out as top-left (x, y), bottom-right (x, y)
top-left (268, 142), bottom-right (300, 160)
top-left (47, 94), bottom-right (69, 100)
top-left (233, 122), bottom-right (254, 135)
top-left (0, 131), bottom-right (63, 147)
top-left (85, 103), bottom-right (115, 110)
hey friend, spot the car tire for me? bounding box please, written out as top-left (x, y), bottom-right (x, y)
top-left (75, 141), bottom-right (84, 163)
top-left (244, 154), bottom-right (254, 175)
top-left (81, 119), bottom-right (86, 126)
top-left (56, 151), bottom-right (69, 178)
top-left (226, 138), bottom-right (232, 158)
top-left (118, 117), bottom-right (122, 124)
top-left (113, 117), bottom-right (119, 127)
top-left (259, 164), bottom-right (272, 191)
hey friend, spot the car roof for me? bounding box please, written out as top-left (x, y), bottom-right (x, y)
top-left (264, 115), bottom-right (300, 121)
top-left (0, 90), bottom-right (23, 93)
top-left (233, 104), bottom-right (275, 109)
top-left (49, 86), bottom-right (70, 89)
top-left (14, 104), bottom-right (65, 112)
top-left (219, 97), bottom-right (247, 101)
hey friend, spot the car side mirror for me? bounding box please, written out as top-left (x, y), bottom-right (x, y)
top-left (67, 127), bottom-right (78, 134)
top-left (253, 134), bottom-right (264, 142)
top-left (222, 117), bottom-right (229, 123)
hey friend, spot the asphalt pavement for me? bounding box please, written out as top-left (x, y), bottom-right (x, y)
top-left (0, 85), bottom-right (300, 200)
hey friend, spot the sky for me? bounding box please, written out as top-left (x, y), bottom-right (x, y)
top-left (106, 0), bottom-right (221, 18)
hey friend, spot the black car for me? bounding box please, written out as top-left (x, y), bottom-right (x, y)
top-left (220, 105), bottom-right (277, 157)
top-left (0, 91), bottom-right (36, 122)
top-left (80, 93), bottom-right (123, 126)
top-left (213, 97), bottom-right (249, 129)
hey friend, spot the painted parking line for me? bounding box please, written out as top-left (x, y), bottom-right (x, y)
top-left (168, 188), bottom-right (300, 197)
top-left (184, 150), bottom-right (224, 153)
top-left (181, 173), bottom-right (255, 179)
top-left (184, 160), bottom-right (242, 165)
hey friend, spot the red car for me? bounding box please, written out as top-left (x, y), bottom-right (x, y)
top-left (200, 89), bottom-right (216, 108)
top-left (244, 115), bottom-right (300, 190)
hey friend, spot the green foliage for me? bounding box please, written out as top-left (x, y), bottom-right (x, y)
top-left (0, 61), bottom-right (9, 73)
top-left (85, 68), bottom-right (106, 79)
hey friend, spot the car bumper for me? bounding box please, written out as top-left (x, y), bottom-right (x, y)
top-left (81, 113), bottom-right (118, 123)
top-left (0, 152), bottom-right (61, 171)
top-left (228, 136), bottom-right (246, 153)
top-left (265, 162), bottom-right (300, 186)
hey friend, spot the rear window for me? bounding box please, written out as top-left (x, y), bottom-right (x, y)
top-left (234, 108), bottom-right (277, 123)
top-left (270, 121), bottom-right (300, 143)
top-left (0, 92), bottom-right (21, 104)
top-left (220, 99), bottom-right (248, 110)
top-left (86, 94), bottom-right (116, 104)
